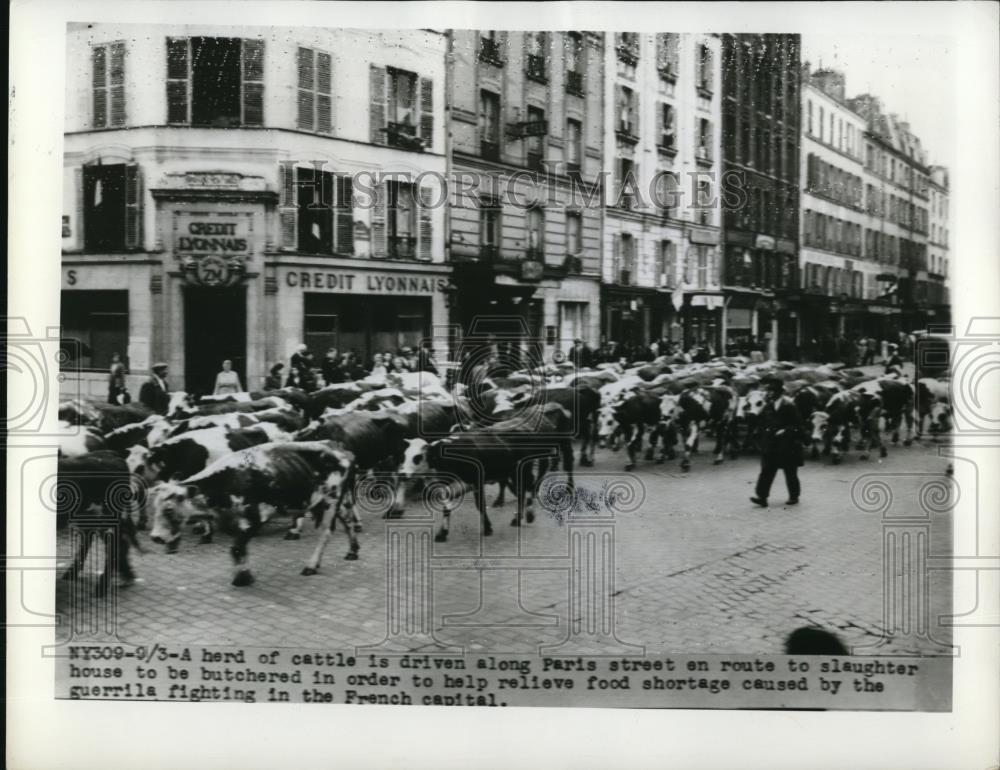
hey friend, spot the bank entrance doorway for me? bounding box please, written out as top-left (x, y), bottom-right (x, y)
top-left (184, 286), bottom-right (247, 396)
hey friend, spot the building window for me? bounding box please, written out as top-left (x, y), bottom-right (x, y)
top-left (526, 106), bottom-right (546, 170)
top-left (559, 302), bottom-right (588, 349)
top-left (296, 167), bottom-right (353, 255)
top-left (656, 33), bottom-right (679, 79)
top-left (618, 233), bottom-right (635, 284)
top-left (616, 32), bottom-right (640, 64)
top-left (82, 163), bottom-right (142, 252)
top-left (565, 32), bottom-right (584, 95)
top-left (296, 47), bottom-right (333, 133)
top-left (526, 32), bottom-right (548, 82)
top-left (93, 42), bottom-right (126, 128)
top-left (166, 37), bottom-right (264, 127)
top-left (566, 211), bottom-right (582, 256)
top-left (370, 65), bottom-right (432, 151)
top-left (566, 118), bottom-right (582, 172)
top-left (616, 157), bottom-right (637, 210)
top-left (697, 118), bottom-right (713, 162)
top-left (526, 208), bottom-right (544, 259)
top-left (659, 103), bottom-right (676, 150)
top-left (659, 240), bottom-right (676, 288)
top-left (479, 89), bottom-right (500, 160)
top-left (60, 290), bottom-right (129, 371)
top-left (480, 199), bottom-right (501, 259)
top-left (616, 85), bottom-right (637, 138)
top-left (697, 43), bottom-right (714, 95)
top-left (478, 30), bottom-right (505, 67)
top-left (385, 181), bottom-right (419, 259)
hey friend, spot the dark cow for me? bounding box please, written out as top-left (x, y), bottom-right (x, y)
top-left (400, 403), bottom-right (574, 540)
top-left (659, 385), bottom-right (738, 470)
top-left (102, 415), bottom-right (172, 452)
top-left (94, 403), bottom-right (154, 434)
top-left (57, 425), bottom-right (107, 457)
top-left (809, 389), bottom-right (862, 463)
top-left (791, 381), bottom-right (842, 456)
top-left (173, 395), bottom-right (289, 420)
top-left (493, 383), bottom-right (601, 467)
top-left (853, 378), bottom-right (914, 453)
top-left (597, 391), bottom-right (670, 471)
top-left (58, 399), bottom-right (102, 427)
top-left (164, 411), bottom-right (263, 440)
top-left (252, 388), bottom-right (309, 411)
top-left (304, 383), bottom-right (379, 420)
top-left (149, 441), bottom-right (356, 585)
top-left (57, 451), bottom-right (139, 596)
top-left (916, 378), bottom-right (951, 440)
top-left (250, 407), bottom-right (307, 434)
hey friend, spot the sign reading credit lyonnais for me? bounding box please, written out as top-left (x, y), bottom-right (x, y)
top-left (285, 270), bottom-right (448, 294)
top-left (174, 212), bottom-right (252, 256)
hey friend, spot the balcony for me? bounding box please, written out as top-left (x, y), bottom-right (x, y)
top-left (565, 161), bottom-right (582, 180)
top-left (564, 254), bottom-right (583, 274)
top-left (526, 151), bottom-right (544, 171)
top-left (565, 70), bottom-right (584, 96)
top-left (480, 140), bottom-right (500, 161)
top-left (658, 62), bottom-right (678, 82)
top-left (387, 235), bottom-right (417, 259)
top-left (385, 122), bottom-right (424, 152)
top-left (615, 121), bottom-right (639, 145)
top-left (478, 38), bottom-right (504, 67)
top-left (480, 244), bottom-right (501, 262)
top-left (616, 42), bottom-right (639, 65)
top-left (657, 137), bottom-right (677, 157)
top-left (695, 145), bottom-right (713, 166)
top-left (525, 247), bottom-right (544, 262)
top-left (526, 54), bottom-right (547, 83)
top-left (618, 269), bottom-right (633, 286)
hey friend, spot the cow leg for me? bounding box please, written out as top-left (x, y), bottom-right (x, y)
top-left (230, 512), bottom-right (259, 587)
top-left (62, 528), bottom-right (92, 583)
top-left (301, 502), bottom-right (332, 576)
top-left (387, 474), bottom-right (408, 519)
top-left (479, 483), bottom-right (494, 537)
top-left (902, 408), bottom-right (914, 446)
top-left (435, 485), bottom-right (457, 542)
top-left (644, 426), bottom-right (657, 462)
top-left (492, 480), bottom-right (507, 508)
top-left (681, 421), bottom-right (698, 470)
top-left (712, 420), bottom-right (726, 465)
top-left (625, 425), bottom-right (642, 472)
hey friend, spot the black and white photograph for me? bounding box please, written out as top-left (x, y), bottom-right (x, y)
top-left (7, 2), bottom-right (999, 769)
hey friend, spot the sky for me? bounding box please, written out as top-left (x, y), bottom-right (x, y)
top-left (801, 34), bottom-right (956, 171)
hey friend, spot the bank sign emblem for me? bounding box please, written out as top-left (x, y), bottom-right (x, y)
top-left (195, 255), bottom-right (230, 287)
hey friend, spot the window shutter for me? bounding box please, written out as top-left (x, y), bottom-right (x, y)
top-left (297, 47), bottom-right (314, 130)
top-left (109, 42), bottom-right (126, 127)
top-left (633, 90), bottom-right (640, 136)
top-left (279, 164), bottom-right (297, 251)
top-left (74, 166), bottom-right (84, 250)
top-left (370, 65), bottom-right (387, 144)
top-left (242, 39), bottom-right (265, 127)
top-left (166, 37), bottom-right (189, 124)
top-left (612, 233), bottom-right (620, 277)
top-left (317, 52), bottom-right (332, 134)
top-left (371, 181), bottom-right (387, 257)
top-left (417, 185), bottom-right (433, 261)
top-left (335, 175), bottom-right (353, 254)
top-left (419, 77), bottom-right (433, 149)
top-left (93, 46), bottom-right (108, 128)
top-left (124, 162), bottom-right (142, 250)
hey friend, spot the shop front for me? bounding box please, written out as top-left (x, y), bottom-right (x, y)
top-left (274, 260), bottom-right (452, 377)
top-left (602, 285), bottom-right (660, 354)
top-left (682, 292), bottom-right (724, 354)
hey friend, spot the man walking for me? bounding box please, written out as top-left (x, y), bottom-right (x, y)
top-left (750, 376), bottom-right (804, 508)
top-left (139, 362), bottom-right (170, 415)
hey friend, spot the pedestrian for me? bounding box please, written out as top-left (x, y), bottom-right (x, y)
top-left (263, 363), bottom-right (284, 391)
top-left (341, 351), bottom-right (367, 381)
top-left (299, 350), bottom-right (318, 392)
top-left (139, 363), bottom-right (170, 415)
top-left (107, 352), bottom-right (129, 405)
top-left (750, 376), bottom-right (805, 508)
top-left (212, 359), bottom-right (243, 395)
top-left (321, 347), bottom-right (344, 385)
top-left (370, 353), bottom-right (388, 377)
top-left (567, 338), bottom-right (593, 368)
top-left (864, 336), bottom-right (878, 366)
top-left (416, 341), bottom-right (439, 375)
top-left (287, 344), bottom-right (308, 387)
top-left (884, 343), bottom-right (904, 375)
top-left (389, 355), bottom-right (410, 374)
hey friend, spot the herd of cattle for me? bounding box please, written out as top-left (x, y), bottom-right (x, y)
top-left (55, 360), bottom-right (953, 592)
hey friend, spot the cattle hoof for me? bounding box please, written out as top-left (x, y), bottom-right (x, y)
top-left (860, 453), bottom-right (869, 461)
top-left (283, 531), bottom-right (301, 541)
top-left (166, 541), bottom-right (180, 555)
top-left (713, 458), bottom-right (723, 466)
top-left (94, 581), bottom-right (108, 598)
top-left (945, 464), bottom-right (954, 476)
top-left (643, 450), bottom-right (654, 461)
top-left (232, 570), bottom-right (255, 587)
top-left (810, 449), bottom-right (820, 460)
top-left (344, 551), bottom-right (359, 561)
top-left (118, 576), bottom-right (136, 589)
top-left (680, 462), bottom-right (691, 471)
top-left (526, 510), bottom-right (535, 524)
top-left (579, 457), bottom-right (593, 467)
top-left (198, 533), bottom-right (213, 545)
top-left (903, 439), bottom-right (912, 447)
top-left (434, 530), bottom-right (448, 543)
top-left (384, 508), bottom-right (404, 519)
top-left (832, 456), bottom-right (842, 465)
top-left (655, 457), bottom-right (665, 464)
top-left (492, 500), bottom-right (505, 509)
top-left (880, 447), bottom-right (888, 458)
top-left (136, 516), bottom-right (147, 531)
top-left (483, 524), bottom-right (493, 537)
top-left (624, 463), bottom-right (636, 472)
top-left (855, 442), bottom-right (866, 451)
top-left (301, 566), bottom-right (318, 576)
top-left (353, 524), bottom-right (364, 534)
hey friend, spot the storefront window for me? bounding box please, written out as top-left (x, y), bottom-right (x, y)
top-left (60, 290), bottom-right (129, 370)
top-left (559, 302), bottom-right (588, 350)
top-left (387, 181), bottom-right (417, 259)
top-left (304, 294), bottom-right (431, 366)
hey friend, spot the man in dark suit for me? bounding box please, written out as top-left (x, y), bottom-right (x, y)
top-left (751, 376), bottom-right (805, 507)
top-left (139, 363), bottom-right (170, 415)
top-left (567, 338), bottom-right (593, 369)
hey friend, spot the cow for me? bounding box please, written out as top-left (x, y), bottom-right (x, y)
top-left (598, 391), bottom-right (671, 471)
top-left (304, 383), bottom-right (371, 420)
top-left (399, 404), bottom-right (573, 540)
top-left (791, 381), bottom-right (842, 456)
top-left (734, 388), bottom-right (769, 454)
top-left (659, 386), bottom-right (738, 470)
top-left (149, 441), bottom-right (357, 585)
top-left (164, 410), bottom-right (264, 440)
top-left (57, 424), bottom-right (107, 457)
top-left (493, 383), bottom-right (601, 467)
top-left (916, 378), bottom-right (951, 440)
top-left (102, 414), bottom-right (173, 452)
top-left (172, 395), bottom-right (289, 420)
top-left (57, 451), bottom-right (140, 596)
top-left (58, 399), bottom-right (102, 427)
top-left (809, 389), bottom-right (862, 463)
top-left (94, 403), bottom-right (154, 434)
top-left (853, 378), bottom-right (914, 454)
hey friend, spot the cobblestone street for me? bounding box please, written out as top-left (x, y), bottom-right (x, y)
top-left (56, 428), bottom-right (955, 658)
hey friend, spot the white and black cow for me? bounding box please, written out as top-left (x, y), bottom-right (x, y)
top-left (149, 441), bottom-right (357, 585)
top-left (57, 423), bottom-right (107, 457)
top-left (734, 388), bottom-right (769, 454)
top-left (916, 378), bottom-right (951, 440)
top-left (659, 385), bottom-right (738, 470)
top-left (164, 410), bottom-right (264, 440)
top-left (597, 391), bottom-right (671, 471)
top-left (57, 451), bottom-right (140, 596)
top-left (809, 389), bottom-right (862, 463)
top-left (854, 378), bottom-right (915, 451)
top-left (102, 414), bottom-right (173, 452)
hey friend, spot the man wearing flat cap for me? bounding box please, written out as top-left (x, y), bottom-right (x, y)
top-left (750, 375), bottom-right (805, 508)
top-left (139, 363), bottom-right (170, 415)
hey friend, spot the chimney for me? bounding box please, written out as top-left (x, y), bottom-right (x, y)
top-left (810, 68), bottom-right (846, 101)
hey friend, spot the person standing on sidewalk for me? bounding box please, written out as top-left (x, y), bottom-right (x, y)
top-left (751, 376), bottom-right (805, 508)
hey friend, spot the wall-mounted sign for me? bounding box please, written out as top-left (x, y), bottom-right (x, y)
top-left (688, 228), bottom-right (720, 245)
top-left (285, 270), bottom-right (448, 294)
top-left (520, 260), bottom-right (544, 281)
top-left (754, 234), bottom-right (776, 250)
top-left (353, 221), bottom-right (370, 241)
top-left (174, 212), bottom-right (253, 257)
top-left (180, 255), bottom-right (247, 288)
top-left (62, 216), bottom-right (71, 238)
